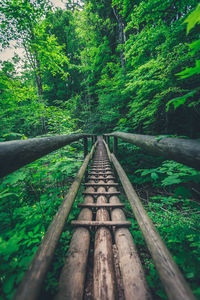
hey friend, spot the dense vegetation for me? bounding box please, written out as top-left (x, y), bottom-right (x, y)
top-left (0, 0), bottom-right (200, 299)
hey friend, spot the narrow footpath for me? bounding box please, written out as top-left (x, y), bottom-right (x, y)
top-left (55, 137), bottom-right (150, 300)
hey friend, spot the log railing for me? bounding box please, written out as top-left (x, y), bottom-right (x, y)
top-left (104, 131), bottom-right (200, 170)
top-left (0, 133), bottom-right (96, 178)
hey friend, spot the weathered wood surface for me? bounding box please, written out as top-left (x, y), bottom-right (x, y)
top-left (108, 184), bottom-right (151, 300)
top-left (82, 191), bottom-right (120, 196)
top-left (113, 136), bottom-right (118, 155)
top-left (0, 133), bottom-right (85, 178)
top-left (92, 163), bottom-right (110, 166)
top-left (55, 187), bottom-right (94, 300)
top-left (89, 173), bottom-right (114, 177)
top-left (93, 186), bottom-right (117, 300)
top-left (85, 182), bottom-right (119, 186)
top-left (83, 137), bottom-right (88, 158)
top-left (89, 176), bottom-right (115, 180)
top-left (109, 150), bottom-right (195, 300)
top-left (14, 143), bottom-right (96, 300)
top-left (77, 203), bottom-right (124, 208)
top-left (107, 131), bottom-right (200, 170)
top-left (71, 220), bottom-right (131, 227)
top-left (90, 168), bottom-right (112, 171)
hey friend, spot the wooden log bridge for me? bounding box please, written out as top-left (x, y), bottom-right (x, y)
top-left (11, 135), bottom-right (196, 300)
top-left (0, 131), bottom-right (197, 300)
top-left (54, 138), bottom-right (150, 300)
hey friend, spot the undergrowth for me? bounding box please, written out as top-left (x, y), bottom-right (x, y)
top-left (0, 141), bottom-right (84, 300)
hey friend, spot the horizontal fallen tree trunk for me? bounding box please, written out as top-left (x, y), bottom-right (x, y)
top-left (106, 131), bottom-right (200, 170)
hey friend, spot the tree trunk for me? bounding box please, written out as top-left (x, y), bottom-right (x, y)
top-left (113, 6), bottom-right (126, 68)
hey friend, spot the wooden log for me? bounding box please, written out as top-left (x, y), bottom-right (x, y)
top-left (55, 187), bottom-right (94, 300)
top-left (113, 136), bottom-right (118, 155)
top-left (92, 161), bottom-right (110, 164)
top-left (77, 203), bottom-right (125, 208)
top-left (0, 133), bottom-right (85, 178)
top-left (90, 168), bottom-right (112, 171)
top-left (83, 137), bottom-right (88, 181)
top-left (71, 220), bottom-right (131, 227)
top-left (109, 152), bottom-right (195, 300)
top-left (109, 186), bottom-right (151, 300)
top-left (89, 172), bottom-right (113, 176)
top-left (83, 137), bottom-right (88, 158)
top-left (85, 182), bottom-right (119, 187)
top-left (13, 143), bottom-right (97, 300)
top-left (107, 131), bottom-right (200, 170)
top-left (82, 191), bottom-right (120, 196)
top-left (92, 162), bottom-right (110, 165)
top-left (107, 136), bottom-right (110, 150)
top-left (93, 187), bottom-right (116, 299)
top-left (89, 176), bottom-right (115, 181)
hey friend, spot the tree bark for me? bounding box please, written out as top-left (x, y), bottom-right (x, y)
top-left (112, 6), bottom-right (126, 68)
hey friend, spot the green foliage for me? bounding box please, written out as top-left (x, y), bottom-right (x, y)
top-left (166, 90), bottom-right (199, 111)
top-left (31, 19), bottom-right (69, 78)
top-left (184, 3), bottom-right (200, 34)
top-left (166, 3), bottom-right (200, 111)
top-left (1, 0), bottom-right (200, 298)
top-left (137, 160), bottom-right (200, 190)
top-left (0, 145), bottom-right (83, 299)
top-left (145, 195), bottom-right (200, 297)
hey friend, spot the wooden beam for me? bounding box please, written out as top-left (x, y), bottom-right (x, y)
top-left (71, 220), bottom-right (131, 227)
top-left (55, 186), bottom-right (94, 300)
top-left (89, 176), bottom-right (115, 180)
top-left (82, 191), bottom-right (120, 196)
top-left (113, 136), bottom-right (118, 155)
top-left (0, 133), bottom-right (86, 178)
top-left (107, 131), bottom-right (200, 170)
top-left (89, 172), bottom-right (113, 176)
top-left (85, 182), bottom-right (119, 186)
top-left (77, 203), bottom-right (125, 208)
top-left (83, 137), bottom-right (88, 158)
top-left (109, 187), bottom-right (151, 300)
top-left (90, 168), bottom-right (112, 171)
top-left (93, 186), bottom-right (116, 299)
top-left (83, 137), bottom-right (88, 181)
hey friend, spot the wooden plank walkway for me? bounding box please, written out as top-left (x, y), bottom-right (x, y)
top-left (55, 137), bottom-right (151, 300)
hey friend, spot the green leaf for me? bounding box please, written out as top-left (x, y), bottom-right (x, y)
top-left (151, 172), bottom-right (159, 180)
top-left (162, 175), bottom-right (181, 186)
top-left (0, 192), bottom-right (18, 199)
top-left (166, 90), bottom-right (197, 111)
top-left (186, 272), bottom-right (195, 279)
top-left (3, 171), bottom-right (26, 185)
top-left (188, 39), bottom-right (200, 55)
top-left (184, 4), bottom-right (200, 34)
top-left (177, 61), bottom-right (200, 79)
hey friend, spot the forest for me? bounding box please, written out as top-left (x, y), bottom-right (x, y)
top-left (0, 0), bottom-right (200, 299)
